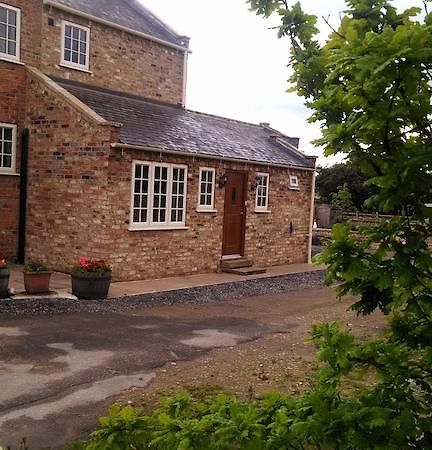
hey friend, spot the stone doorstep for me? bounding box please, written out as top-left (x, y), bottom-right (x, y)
top-left (220, 258), bottom-right (254, 270)
top-left (222, 266), bottom-right (267, 276)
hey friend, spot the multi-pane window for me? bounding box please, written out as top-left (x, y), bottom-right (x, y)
top-left (132, 164), bottom-right (149, 224)
top-left (255, 173), bottom-right (269, 212)
top-left (0, 3), bottom-right (20, 61)
top-left (61, 21), bottom-right (90, 70)
top-left (171, 167), bottom-right (185, 222)
top-left (131, 162), bottom-right (187, 229)
top-left (0, 123), bottom-right (16, 172)
top-left (197, 168), bottom-right (215, 211)
top-left (152, 165), bottom-right (168, 223)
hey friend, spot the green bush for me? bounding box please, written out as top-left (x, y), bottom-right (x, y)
top-left (23, 260), bottom-right (49, 273)
top-left (78, 319), bottom-right (431, 450)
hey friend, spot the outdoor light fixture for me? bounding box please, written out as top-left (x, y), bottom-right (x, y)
top-left (250, 175), bottom-right (260, 191)
top-left (218, 173), bottom-right (228, 188)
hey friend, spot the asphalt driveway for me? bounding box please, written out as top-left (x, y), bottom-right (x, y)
top-left (0, 286), bottom-right (367, 449)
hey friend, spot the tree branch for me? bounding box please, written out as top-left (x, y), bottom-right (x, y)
top-left (322, 15), bottom-right (345, 39)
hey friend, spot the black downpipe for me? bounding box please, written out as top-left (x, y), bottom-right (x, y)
top-left (18, 128), bottom-right (29, 264)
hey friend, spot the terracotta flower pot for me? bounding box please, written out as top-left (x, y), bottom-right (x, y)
top-left (0, 268), bottom-right (10, 299)
top-left (24, 271), bottom-right (52, 294)
top-left (71, 271), bottom-right (112, 300)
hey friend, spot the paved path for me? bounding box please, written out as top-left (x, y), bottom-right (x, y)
top-left (0, 286), bottom-right (346, 449)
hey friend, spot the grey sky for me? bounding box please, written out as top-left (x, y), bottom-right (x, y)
top-left (142, 0), bottom-right (419, 166)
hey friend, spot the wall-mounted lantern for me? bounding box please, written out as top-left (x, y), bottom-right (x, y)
top-left (250, 175), bottom-right (260, 191)
top-left (218, 173), bottom-right (228, 188)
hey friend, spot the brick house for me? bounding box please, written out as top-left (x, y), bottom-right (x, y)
top-left (0, 0), bottom-right (317, 281)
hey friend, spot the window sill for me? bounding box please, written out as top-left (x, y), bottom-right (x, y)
top-left (129, 225), bottom-right (189, 232)
top-left (288, 187), bottom-right (300, 191)
top-left (0, 56), bottom-right (23, 65)
top-left (255, 209), bottom-right (271, 214)
top-left (196, 208), bottom-right (217, 213)
top-left (0, 171), bottom-right (20, 177)
top-left (59, 62), bottom-right (92, 74)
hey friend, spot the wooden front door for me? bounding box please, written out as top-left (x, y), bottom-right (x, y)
top-left (222, 171), bottom-right (247, 256)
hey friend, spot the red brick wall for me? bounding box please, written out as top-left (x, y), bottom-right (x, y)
top-left (24, 71), bottom-right (119, 270)
top-left (40, 7), bottom-right (186, 105)
top-left (105, 151), bottom-right (313, 281)
top-left (0, 1), bottom-right (42, 260)
top-left (22, 73), bottom-right (313, 280)
top-left (0, 62), bottom-right (26, 261)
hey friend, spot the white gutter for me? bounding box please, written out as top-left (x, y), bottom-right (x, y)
top-left (110, 143), bottom-right (317, 172)
top-left (43, 0), bottom-right (192, 54)
top-left (307, 169), bottom-right (317, 264)
top-left (181, 51), bottom-right (189, 107)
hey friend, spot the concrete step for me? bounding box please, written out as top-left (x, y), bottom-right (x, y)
top-left (220, 258), bottom-right (253, 270)
top-left (222, 266), bottom-right (267, 276)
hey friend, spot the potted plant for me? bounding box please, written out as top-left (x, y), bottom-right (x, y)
top-left (0, 257), bottom-right (10, 299)
top-left (71, 257), bottom-right (112, 300)
top-left (23, 260), bottom-right (52, 294)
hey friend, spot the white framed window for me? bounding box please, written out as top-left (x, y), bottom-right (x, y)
top-left (0, 2), bottom-right (21, 62)
top-left (0, 123), bottom-right (16, 173)
top-left (255, 173), bottom-right (269, 212)
top-left (197, 167), bottom-right (216, 211)
top-left (130, 161), bottom-right (188, 230)
top-left (61, 20), bottom-right (90, 71)
top-left (289, 175), bottom-right (299, 190)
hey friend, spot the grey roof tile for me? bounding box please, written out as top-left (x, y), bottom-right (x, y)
top-left (55, 78), bottom-right (315, 169)
top-left (52, 0), bottom-right (188, 48)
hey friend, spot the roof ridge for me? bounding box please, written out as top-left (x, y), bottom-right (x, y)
top-left (53, 77), bottom-right (289, 133)
top-left (124, 0), bottom-right (187, 43)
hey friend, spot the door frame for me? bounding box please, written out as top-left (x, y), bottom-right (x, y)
top-left (221, 170), bottom-right (248, 257)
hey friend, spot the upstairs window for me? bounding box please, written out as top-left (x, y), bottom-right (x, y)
top-left (197, 168), bottom-right (215, 211)
top-left (0, 3), bottom-right (21, 62)
top-left (131, 161), bottom-right (188, 230)
top-left (0, 123), bottom-right (16, 173)
top-left (61, 21), bottom-right (90, 71)
top-left (255, 173), bottom-right (269, 212)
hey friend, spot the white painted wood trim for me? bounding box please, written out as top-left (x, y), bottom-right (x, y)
top-left (0, 122), bottom-right (17, 174)
top-left (60, 20), bottom-right (91, 72)
top-left (255, 172), bottom-right (269, 213)
top-left (0, 2), bottom-right (21, 62)
top-left (197, 167), bottom-right (216, 211)
top-left (130, 160), bottom-right (188, 231)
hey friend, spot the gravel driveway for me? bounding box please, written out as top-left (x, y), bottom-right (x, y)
top-left (0, 286), bottom-right (385, 449)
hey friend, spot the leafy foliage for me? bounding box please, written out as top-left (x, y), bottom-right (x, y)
top-left (23, 260), bottom-right (49, 273)
top-left (330, 183), bottom-right (356, 212)
top-left (316, 163), bottom-right (379, 210)
top-left (76, 321), bottom-right (432, 449)
top-left (75, 1), bottom-right (432, 448)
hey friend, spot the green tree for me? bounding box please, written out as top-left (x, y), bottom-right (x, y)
top-left (316, 163), bottom-right (378, 210)
top-left (79, 1), bottom-right (432, 449)
top-left (330, 183), bottom-right (356, 212)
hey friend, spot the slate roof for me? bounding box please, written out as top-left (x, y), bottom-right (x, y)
top-left (51, 0), bottom-right (188, 48)
top-left (56, 78), bottom-right (315, 169)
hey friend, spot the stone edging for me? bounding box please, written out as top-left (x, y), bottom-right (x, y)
top-left (0, 269), bottom-right (326, 318)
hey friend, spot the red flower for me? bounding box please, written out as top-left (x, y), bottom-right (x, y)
top-left (77, 257), bottom-right (111, 273)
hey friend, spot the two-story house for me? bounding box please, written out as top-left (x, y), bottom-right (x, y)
top-left (0, 0), bottom-right (316, 281)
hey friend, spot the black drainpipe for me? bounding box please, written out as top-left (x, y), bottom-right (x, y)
top-left (18, 128), bottom-right (29, 264)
